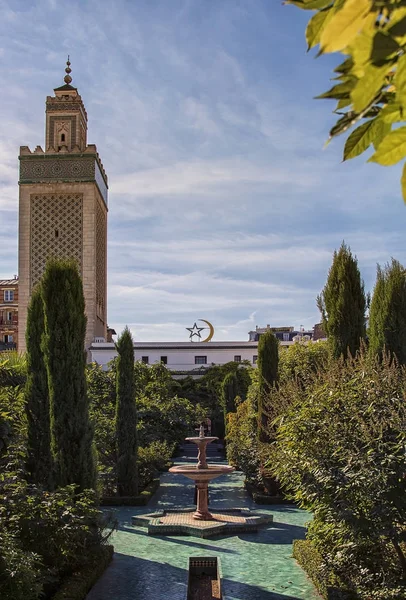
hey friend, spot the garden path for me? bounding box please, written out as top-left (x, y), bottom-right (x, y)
top-left (87, 461), bottom-right (320, 600)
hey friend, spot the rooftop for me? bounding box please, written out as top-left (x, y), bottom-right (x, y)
top-left (0, 278), bottom-right (18, 286)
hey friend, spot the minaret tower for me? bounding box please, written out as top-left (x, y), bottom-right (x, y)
top-left (18, 59), bottom-right (108, 353)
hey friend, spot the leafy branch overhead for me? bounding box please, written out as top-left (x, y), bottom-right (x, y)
top-left (286, 0), bottom-right (406, 201)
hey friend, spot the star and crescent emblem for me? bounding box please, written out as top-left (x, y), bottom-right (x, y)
top-left (186, 319), bottom-right (215, 342)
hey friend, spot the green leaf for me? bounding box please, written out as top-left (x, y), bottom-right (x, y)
top-left (372, 120), bottom-right (391, 150)
top-left (343, 119), bottom-right (378, 160)
top-left (320, 0), bottom-right (375, 54)
top-left (370, 32), bottom-right (400, 64)
top-left (334, 57), bottom-right (354, 75)
top-left (388, 8), bottom-right (406, 39)
top-left (349, 24), bottom-right (376, 77)
top-left (306, 8), bottom-right (332, 50)
top-left (368, 126), bottom-right (406, 166)
top-left (284, 0), bottom-right (333, 9)
top-left (401, 162), bottom-right (406, 204)
top-left (395, 54), bottom-right (406, 112)
top-left (351, 63), bottom-right (388, 112)
top-left (335, 97), bottom-right (352, 110)
top-left (379, 103), bottom-right (403, 124)
top-left (316, 79), bottom-right (356, 100)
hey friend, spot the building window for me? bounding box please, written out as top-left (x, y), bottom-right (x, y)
top-left (234, 355), bottom-right (241, 363)
top-left (4, 290), bottom-right (14, 302)
top-left (61, 133), bottom-right (65, 142)
top-left (195, 356), bottom-right (207, 365)
top-left (253, 355), bottom-right (258, 364)
top-left (4, 335), bottom-right (13, 343)
top-left (160, 356), bottom-right (168, 365)
top-left (141, 356), bottom-right (149, 364)
top-left (7, 311), bottom-right (12, 322)
top-left (283, 333), bottom-right (290, 341)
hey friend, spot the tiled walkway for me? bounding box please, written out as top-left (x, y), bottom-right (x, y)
top-left (87, 462), bottom-right (320, 600)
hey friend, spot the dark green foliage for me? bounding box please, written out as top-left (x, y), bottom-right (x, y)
top-left (25, 286), bottom-right (53, 489)
top-left (279, 340), bottom-right (329, 388)
top-left (88, 361), bottom-right (195, 497)
top-left (177, 361), bottom-right (251, 438)
top-left (221, 372), bottom-right (238, 417)
top-left (293, 540), bottom-right (355, 600)
top-left (41, 259), bottom-right (96, 492)
top-left (257, 331), bottom-right (279, 393)
top-left (273, 351), bottom-right (406, 597)
top-left (226, 391), bottom-right (260, 485)
top-left (115, 327), bottom-right (138, 496)
top-left (369, 258), bottom-right (406, 365)
top-left (100, 479), bottom-right (160, 507)
top-left (0, 385), bottom-right (114, 600)
top-left (0, 481), bottom-right (114, 600)
top-left (0, 529), bottom-right (42, 600)
top-left (317, 242), bottom-right (366, 359)
top-left (137, 441), bottom-right (172, 489)
top-left (51, 545), bottom-right (113, 600)
top-left (257, 330), bottom-right (279, 442)
top-left (0, 351), bottom-right (27, 387)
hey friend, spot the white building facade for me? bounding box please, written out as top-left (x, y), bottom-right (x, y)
top-left (89, 339), bottom-right (298, 374)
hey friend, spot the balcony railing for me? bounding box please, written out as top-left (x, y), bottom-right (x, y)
top-left (0, 342), bottom-right (16, 351)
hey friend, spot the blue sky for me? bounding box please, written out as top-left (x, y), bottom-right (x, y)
top-left (1, 0), bottom-right (405, 341)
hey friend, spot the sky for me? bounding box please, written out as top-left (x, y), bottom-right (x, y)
top-left (1, 0), bottom-right (405, 342)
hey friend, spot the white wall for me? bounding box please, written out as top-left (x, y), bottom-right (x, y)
top-left (89, 342), bottom-right (260, 371)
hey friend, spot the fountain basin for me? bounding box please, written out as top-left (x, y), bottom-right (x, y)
top-left (169, 464), bottom-right (234, 482)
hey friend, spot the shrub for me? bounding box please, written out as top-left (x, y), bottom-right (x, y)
top-left (273, 350), bottom-right (406, 596)
top-left (317, 242), bottom-right (366, 360)
top-left (137, 441), bottom-right (173, 490)
top-left (226, 396), bottom-right (260, 485)
top-left (0, 530), bottom-right (42, 600)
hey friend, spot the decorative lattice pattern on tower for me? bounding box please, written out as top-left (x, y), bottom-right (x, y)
top-left (20, 157), bottom-right (95, 182)
top-left (30, 193), bottom-right (83, 289)
top-left (95, 198), bottom-right (106, 322)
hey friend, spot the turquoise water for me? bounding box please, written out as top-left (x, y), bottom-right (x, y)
top-left (87, 465), bottom-right (320, 600)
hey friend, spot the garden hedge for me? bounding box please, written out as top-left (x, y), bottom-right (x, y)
top-left (51, 544), bottom-right (114, 600)
top-left (100, 477), bottom-right (160, 506)
top-left (293, 540), bottom-right (356, 600)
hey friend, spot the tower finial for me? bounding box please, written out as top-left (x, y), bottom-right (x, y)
top-left (64, 55), bottom-right (72, 85)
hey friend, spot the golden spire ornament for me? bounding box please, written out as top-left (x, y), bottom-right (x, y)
top-left (64, 56), bottom-right (72, 85)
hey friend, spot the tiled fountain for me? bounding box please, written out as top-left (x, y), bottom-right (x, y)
top-left (133, 426), bottom-right (273, 538)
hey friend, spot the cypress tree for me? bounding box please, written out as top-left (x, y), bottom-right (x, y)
top-left (317, 242), bottom-right (366, 360)
top-left (221, 372), bottom-right (238, 429)
top-left (41, 259), bottom-right (96, 492)
top-left (369, 258), bottom-right (406, 364)
top-left (257, 330), bottom-right (279, 443)
top-left (25, 285), bottom-right (53, 489)
top-left (115, 326), bottom-right (138, 496)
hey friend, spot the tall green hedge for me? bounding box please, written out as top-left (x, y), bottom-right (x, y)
top-left (257, 330), bottom-right (278, 443)
top-left (317, 242), bottom-right (366, 359)
top-left (41, 259), bottom-right (96, 492)
top-left (115, 327), bottom-right (138, 496)
top-left (25, 286), bottom-right (53, 489)
top-left (369, 258), bottom-right (406, 365)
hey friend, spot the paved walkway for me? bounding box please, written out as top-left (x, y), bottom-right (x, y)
top-left (87, 463), bottom-right (320, 600)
